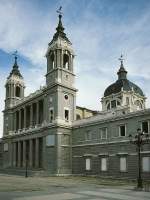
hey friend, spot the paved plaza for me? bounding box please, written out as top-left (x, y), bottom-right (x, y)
top-left (0, 174), bottom-right (149, 200)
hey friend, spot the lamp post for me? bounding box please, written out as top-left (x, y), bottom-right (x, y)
top-left (129, 128), bottom-right (150, 189)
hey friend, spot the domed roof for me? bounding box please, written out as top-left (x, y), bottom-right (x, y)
top-left (104, 79), bottom-right (144, 97)
top-left (104, 56), bottom-right (144, 97)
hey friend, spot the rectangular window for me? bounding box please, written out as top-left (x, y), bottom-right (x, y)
top-left (101, 157), bottom-right (107, 171)
top-left (100, 127), bottom-right (107, 139)
top-left (142, 157), bottom-right (150, 172)
top-left (120, 157), bottom-right (127, 172)
top-left (49, 108), bottom-right (54, 122)
top-left (119, 125), bottom-right (126, 136)
top-left (85, 131), bottom-right (92, 141)
top-left (142, 121), bottom-right (149, 133)
top-left (86, 158), bottom-right (91, 170)
top-left (65, 109), bottom-right (69, 121)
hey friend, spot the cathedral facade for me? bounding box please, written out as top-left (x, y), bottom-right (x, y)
top-left (0, 14), bottom-right (150, 179)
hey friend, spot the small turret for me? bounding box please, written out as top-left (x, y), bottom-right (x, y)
top-left (5, 52), bottom-right (25, 109)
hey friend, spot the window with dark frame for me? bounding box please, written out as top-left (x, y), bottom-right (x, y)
top-left (65, 109), bottom-right (69, 121)
top-left (119, 125), bottom-right (126, 136)
top-left (16, 86), bottom-right (21, 97)
top-left (142, 121), bottom-right (149, 133)
top-left (50, 109), bottom-right (54, 122)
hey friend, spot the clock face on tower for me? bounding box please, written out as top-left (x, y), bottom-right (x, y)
top-left (64, 94), bottom-right (68, 100)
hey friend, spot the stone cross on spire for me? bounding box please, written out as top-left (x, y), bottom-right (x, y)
top-left (117, 54), bottom-right (127, 80)
top-left (118, 54), bottom-right (124, 66)
top-left (56, 6), bottom-right (63, 16)
top-left (12, 50), bottom-right (18, 69)
top-left (50, 6), bottom-right (71, 43)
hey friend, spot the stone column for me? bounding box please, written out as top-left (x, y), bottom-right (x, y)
top-left (70, 54), bottom-right (73, 72)
top-left (24, 106), bottom-right (26, 129)
top-left (30, 104), bottom-right (33, 127)
top-left (13, 84), bottom-right (15, 97)
top-left (14, 112), bottom-right (16, 131)
top-left (54, 50), bottom-right (56, 68)
top-left (35, 138), bottom-right (39, 168)
top-left (13, 142), bottom-right (16, 167)
top-left (23, 140), bottom-right (26, 167)
top-left (29, 139), bottom-right (33, 168)
top-left (19, 110), bottom-right (21, 130)
top-left (36, 101), bottom-right (39, 125)
top-left (18, 141), bottom-right (21, 167)
top-left (42, 99), bottom-right (45, 124)
top-left (61, 49), bottom-right (63, 68)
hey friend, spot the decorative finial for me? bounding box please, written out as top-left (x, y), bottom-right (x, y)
top-left (118, 54), bottom-right (124, 66)
top-left (12, 50), bottom-right (18, 64)
top-left (56, 6), bottom-right (63, 17)
top-left (49, 6), bottom-right (70, 44)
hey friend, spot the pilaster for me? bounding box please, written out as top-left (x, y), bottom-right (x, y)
top-left (18, 141), bottom-right (21, 167)
top-left (23, 140), bottom-right (26, 167)
top-left (35, 138), bottom-right (39, 168)
top-left (36, 101), bottom-right (39, 125)
top-left (29, 139), bottom-right (33, 168)
top-left (24, 107), bottom-right (26, 128)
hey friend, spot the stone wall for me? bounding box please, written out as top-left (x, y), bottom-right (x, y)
top-left (72, 110), bottom-right (150, 179)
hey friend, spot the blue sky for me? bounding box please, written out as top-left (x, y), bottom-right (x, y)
top-left (0, 0), bottom-right (150, 137)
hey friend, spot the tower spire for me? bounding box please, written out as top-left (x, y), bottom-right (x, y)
top-left (56, 6), bottom-right (64, 33)
top-left (8, 50), bottom-right (22, 78)
top-left (12, 50), bottom-right (18, 69)
top-left (117, 54), bottom-right (127, 80)
top-left (50, 7), bottom-right (70, 44)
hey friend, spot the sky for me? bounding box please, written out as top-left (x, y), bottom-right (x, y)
top-left (0, 0), bottom-right (150, 138)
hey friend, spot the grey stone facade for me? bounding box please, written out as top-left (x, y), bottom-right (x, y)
top-left (72, 109), bottom-right (150, 179)
top-left (0, 13), bottom-right (150, 179)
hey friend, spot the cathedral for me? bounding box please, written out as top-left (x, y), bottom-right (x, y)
top-left (0, 13), bottom-right (150, 179)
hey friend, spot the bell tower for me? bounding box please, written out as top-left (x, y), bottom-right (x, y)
top-left (3, 53), bottom-right (25, 136)
top-left (5, 53), bottom-right (25, 109)
top-left (46, 14), bottom-right (74, 87)
top-left (45, 11), bottom-right (77, 125)
top-left (44, 10), bottom-right (77, 175)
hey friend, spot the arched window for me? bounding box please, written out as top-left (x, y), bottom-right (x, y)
top-left (6, 86), bottom-right (10, 98)
top-left (63, 54), bottom-right (69, 69)
top-left (50, 53), bottom-right (55, 69)
top-left (76, 114), bottom-right (81, 120)
top-left (16, 86), bottom-right (21, 97)
top-left (135, 100), bottom-right (142, 110)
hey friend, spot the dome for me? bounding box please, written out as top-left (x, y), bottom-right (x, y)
top-left (104, 79), bottom-right (144, 97)
top-left (104, 57), bottom-right (144, 97)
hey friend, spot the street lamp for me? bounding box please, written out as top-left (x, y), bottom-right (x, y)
top-left (129, 128), bottom-right (150, 189)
